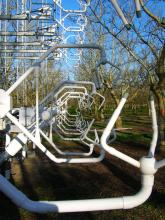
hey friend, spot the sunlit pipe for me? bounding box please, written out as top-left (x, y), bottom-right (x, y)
top-left (80, 119), bottom-right (99, 145)
top-left (57, 123), bottom-right (83, 135)
top-left (55, 86), bottom-right (88, 100)
top-left (52, 128), bottom-right (83, 141)
top-left (59, 118), bottom-right (82, 132)
top-left (5, 133), bottom-right (28, 156)
top-left (6, 44), bottom-right (106, 96)
top-left (21, 114), bottom-right (92, 157)
top-left (54, 105), bottom-right (90, 136)
top-left (55, 126), bottom-right (84, 140)
top-left (134, 0), bottom-right (141, 17)
top-left (55, 115), bottom-right (89, 139)
top-left (60, 13), bottom-right (88, 32)
top-left (54, 81), bottom-right (97, 99)
top-left (110, 0), bottom-right (131, 30)
top-left (61, 112), bottom-right (84, 127)
top-left (57, 89), bottom-right (87, 101)
top-left (148, 95), bottom-right (158, 157)
top-left (58, 116), bottom-right (76, 128)
top-left (101, 93), bottom-right (140, 168)
top-left (59, 115), bottom-right (76, 127)
top-left (107, 129), bottom-right (117, 144)
top-left (155, 159), bottom-right (165, 169)
top-left (57, 114), bottom-right (86, 134)
top-left (0, 172), bottom-right (154, 213)
top-left (40, 82), bottom-right (103, 119)
top-left (66, 110), bottom-right (79, 117)
top-left (6, 112), bottom-right (105, 164)
top-left (39, 129), bottom-right (94, 156)
top-left (41, 80), bottom-right (98, 106)
top-left (53, 0), bottom-right (90, 13)
top-left (95, 92), bottom-right (105, 110)
top-left (57, 92), bottom-right (87, 108)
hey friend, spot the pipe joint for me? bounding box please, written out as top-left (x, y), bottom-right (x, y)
top-left (140, 157), bottom-right (157, 175)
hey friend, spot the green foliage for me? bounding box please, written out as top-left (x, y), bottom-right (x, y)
top-left (117, 132), bottom-right (151, 146)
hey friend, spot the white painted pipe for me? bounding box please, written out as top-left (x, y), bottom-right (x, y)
top-left (41, 80), bottom-right (97, 106)
top-left (59, 116), bottom-right (75, 127)
top-left (57, 91), bottom-right (86, 102)
top-left (81, 119), bottom-right (99, 145)
top-left (57, 124), bottom-right (82, 135)
top-left (0, 174), bottom-right (154, 213)
top-left (5, 133), bottom-right (28, 156)
top-left (39, 129), bottom-right (93, 156)
top-left (155, 159), bottom-right (165, 169)
top-left (101, 93), bottom-right (140, 168)
top-left (54, 0), bottom-right (90, 13)
top-left (6, 112), bottom-right (105, 163)
top-left (5, 44), bottom-right (106, 96)
top-left (107, 129), bottom-right (117, 144)
top-left (53, 127), bottom-right (82, 141)
top-left (66, 110), bottom-right (78, 117)
top-left (55, 85), bottom-right (88, 99)
top-left (134, 0), bottom-right (141, 17)
top-left (60, 114), bottom-right (77, 127)
top-left (110, 0), bottom-right (131, 30)
top-left (148, 97), bottom-right (158, 157)
top-left (95, 92), bottom-right (105, 110)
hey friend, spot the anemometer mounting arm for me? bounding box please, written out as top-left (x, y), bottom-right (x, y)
top-left (101, 93), bottom-right (140, 168)
top-left (0, 92), bottom-right (164, 213)
top-left (101, 92), bottom-right (165, 170)
top-left (5, 44), bottom-right (106, 97)
top-left (0, 157), bottom-right (157, 213)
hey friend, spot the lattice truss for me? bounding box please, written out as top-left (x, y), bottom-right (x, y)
top-left (0, 0), bottom-right (164, 214)
top-left (0, 0), bottom-right (90, 63)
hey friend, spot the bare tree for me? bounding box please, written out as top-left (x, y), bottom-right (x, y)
top-left (85, 0), bottom-right (165, 150)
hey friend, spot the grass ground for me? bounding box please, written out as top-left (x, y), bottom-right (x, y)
top-left (0, 111), bottom-right (164, 220)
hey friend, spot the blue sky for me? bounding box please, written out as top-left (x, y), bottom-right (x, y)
top-left (1, 0), bottom-right (164, 80)
top-left (59, 0), bottom-right (84, 10)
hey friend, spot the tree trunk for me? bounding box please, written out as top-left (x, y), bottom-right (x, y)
top-left (100, 107), bottom-right (105, 120)
top-left (99, 88), bottom-right (106, 120)
top-left (94, 101), bottom-right (105, 120)
top-left (115, 116), bottom-right (123, 128)
top-left (94, 88), bottom-right (106, 120)
top-left (159, 114), bottom-right (165, 151)
top-left (152, 45), bottom-right (165, 151)
top-left (152, 89), bottom-right (165, 152)
top-left (94, 103), bottom-right (99, 120)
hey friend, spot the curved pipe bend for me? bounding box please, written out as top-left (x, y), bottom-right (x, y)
top-left (6, 43), bottom-right (106, 96)
top-left (100, 93), bottom-right (140, 168)
top-left (0, 174), bottom-right (154, 213)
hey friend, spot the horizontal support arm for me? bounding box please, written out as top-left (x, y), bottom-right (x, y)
top-left (0, 174), bottom-right (154, 213)
top-left (6, 44), bottom-right (106, 95)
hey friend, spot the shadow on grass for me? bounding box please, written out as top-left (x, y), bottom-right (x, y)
top-left (102, 158), bottom-right (165, 209)
top-left (20, 152), bottom-right (96, 220)
top-left (0, 146), bottom-right (164, 220)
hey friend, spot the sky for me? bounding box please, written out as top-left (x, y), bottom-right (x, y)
top-left (58, 0), bottom-right (86, 11)
top-left (0, 0), bottom-right (164, 80)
